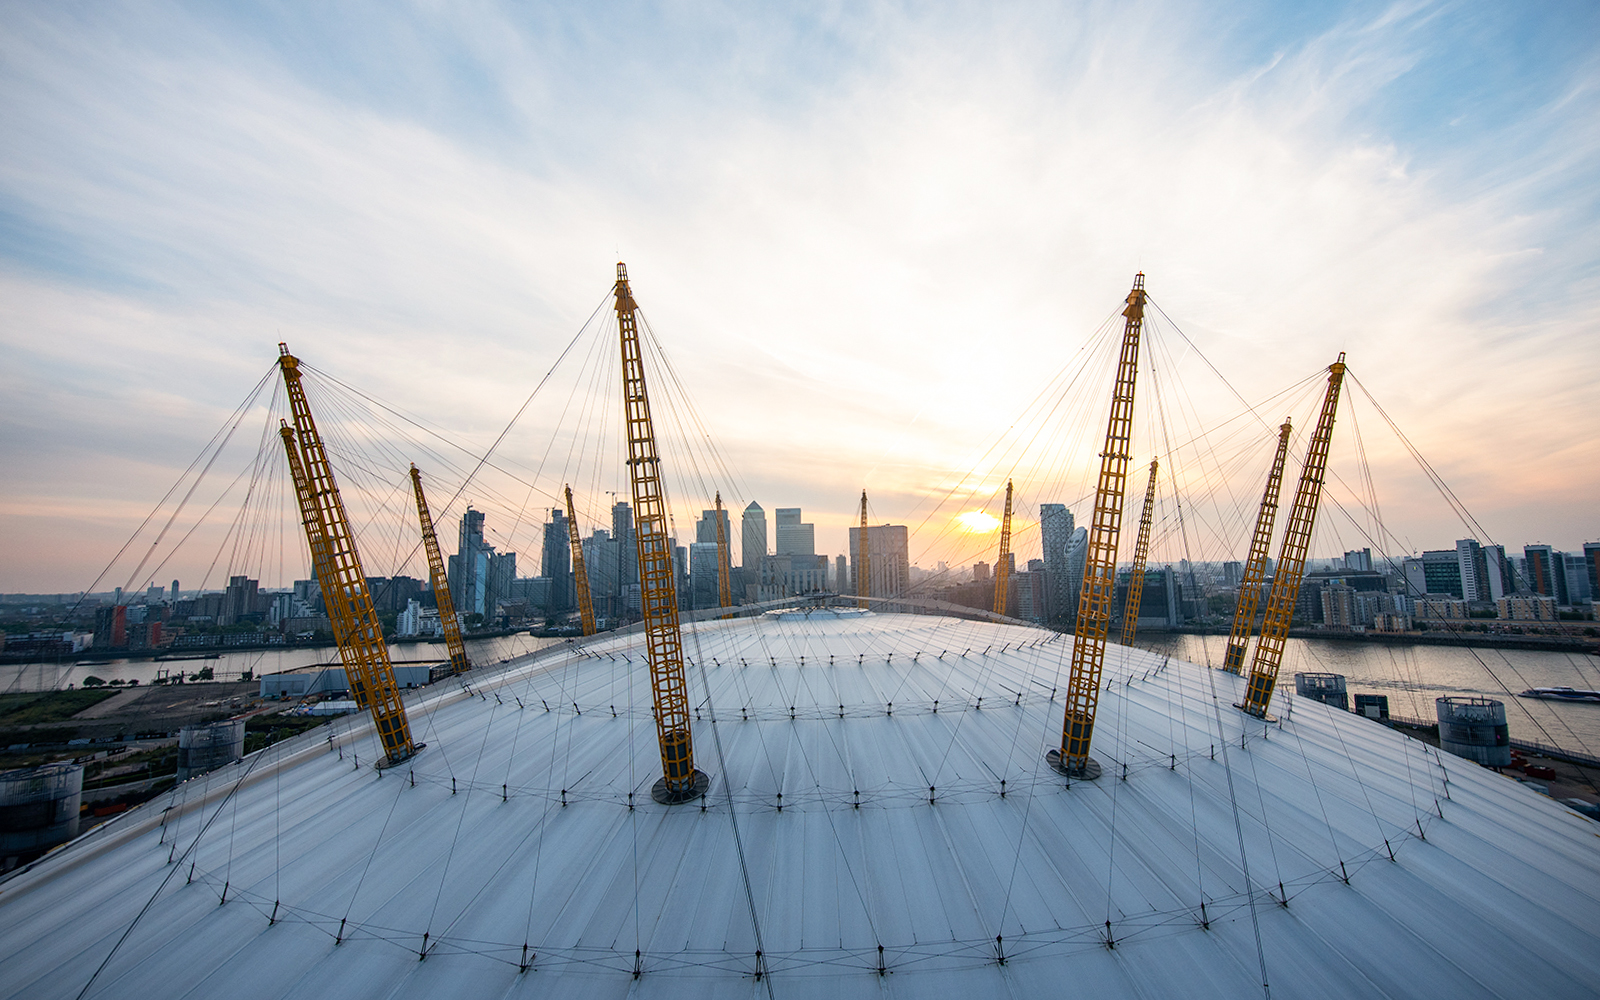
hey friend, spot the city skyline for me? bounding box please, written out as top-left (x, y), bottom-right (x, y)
top-left (1, 3), bottom-right (1597, 591)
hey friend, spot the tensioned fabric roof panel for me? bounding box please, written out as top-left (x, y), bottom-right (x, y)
top-left (2, 610), bottom-right (1598, 999)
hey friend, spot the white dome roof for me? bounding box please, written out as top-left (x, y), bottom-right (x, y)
top-left (3, 612), bottom-right (1598, 999)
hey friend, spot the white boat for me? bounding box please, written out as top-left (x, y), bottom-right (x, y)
top-left (1519, 686), bottom-right (1600, 703)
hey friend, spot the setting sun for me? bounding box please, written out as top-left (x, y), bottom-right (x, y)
top-left (954, 510), bottom-right (1000, 533)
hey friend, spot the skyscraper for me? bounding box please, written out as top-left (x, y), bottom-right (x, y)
top-left (1455, 539), bottom-right (1491, 603)
top-left (1063, 527), bottom-right (1088, 621)
top-left (612, 501), bottom-right (638, 589)
top-left (774, 508), bottom-right (815, 556)
top-left (1039, 503), bottom-right (1075, 624)
top-left (742, 502), bottom-right (767, 570)
top-left (540, 508), bottom-right (572, 613)
top-left (848, 524), bottom-right (910, 598)
top-left (1524, 545), bottom-right (1567, 604)
top-left (689, 541), bottom-right (722, 609)
top-left (696, 507), bottom-right (732, 546)
top-left (449, 507), bottom-right (518, 620)
top-left (1421, 549), bottom-right (1464, 598)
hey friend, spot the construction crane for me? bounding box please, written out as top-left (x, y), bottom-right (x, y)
top-left (410, 464), bottom-right (470, 675)
top-left (1050, 274), bottom-right (1146, 780)
top-left (1222, 420), bottom-right (1293, 674)
top-left (565, 485), bottom-right (597, 637)
top-left (1120, 459), bottom-right (1159, 647)
top-left (856, 490), bottom-right (870, 609)
top-left (992, 480), bottom-right (1014, 617)
top-left (1241, 356), bottom-right (1348, 717)
top-left (278, 345), bottom-right (416, 766)
top-left (713, 491), bottom-right (732, 616)
top-left (615, 263), bottom-right (705, 803)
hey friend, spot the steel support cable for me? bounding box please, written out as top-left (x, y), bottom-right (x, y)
top-left (1346, 373), bottom-right (1495, 543)
top-left (905, 326), bottom-right (1121, 568)
top-left (298, 288), bottom-right (609, 521)
top-left (1202, 663), bottom-right (1272, 997)
top-left (80, 364), bottom-right (279, 617)
top-left (74, 741), bottom-right (276, 1000)
top-left (900, 306), bottom-right (1123, 532)
top-left (1147, 315), bottom-right (1273, 986)
top-left (735, 635), bottom-right (878, 969)
top-left (424, 699), bottom-right (511, 953)
top-left (638, 313), bottom-right (753, 508)
top-left (1306, 415), bottom-right (1596, 759)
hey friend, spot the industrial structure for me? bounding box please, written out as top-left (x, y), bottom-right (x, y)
top-left (615, 263), bottom-right (703, 803)
top-left (1119, 459), bottom-right (1158, 646)
top-left (279, 346), bottom-right (416, 766)
top-left (1241, 356), bottom-right (1346, 718)
top-left (1223, 419), bottom-right (1293, 674)
top-left (564, 485), bottom-right (597, 636)
top-left (1052, 274), bottom-right (1146, 779)
top-left (6, 272), bottom-right (1595, 1000)
top-left (409, 464), bottom-right (470, 674)
top-left (992, 480), bottom-right (1013, 617)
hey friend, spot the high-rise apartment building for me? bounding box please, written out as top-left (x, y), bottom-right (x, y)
top-left (696, 507), bottom-right (732, 546)
top-left (1343, 548), bottom-right (1373, 572)
top-left (848, 524), bottom-right (910, 599)
top-left (1524, 545), bottom-right (1567, 604)
top-left (689, 541), bottom-right (722, 609)
top-left (1482, 544), bottom-right (1510, 601)
top-left (1039, 503), bottom-right (1077, 624)
top-left (1563, 552), bottom-right (1592, 604)
top-left (449, 507), bottom-right (518, 620)
top-left (1421, 549), bottom-right (1464, 598)
top-left (1063, 527), bottom-right (1089, 621)
top-left (1222, 561), bottom-right (1243, 589)
top-left (775, 507), bottom-right (815, 556)
top-left (742, 502), bottom-right (767, 570)
top-left (540, 508), bottom-right (571, 613)
top-left (1455, 539), bottom-right (1492, 603)
top-left (1585, 543), bottom-right (1600, 601)
top-left (611, 502), bottom-right (637, 585)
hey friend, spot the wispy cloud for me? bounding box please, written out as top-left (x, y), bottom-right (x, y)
top-left (1, 1), bottom-right (1595, 588)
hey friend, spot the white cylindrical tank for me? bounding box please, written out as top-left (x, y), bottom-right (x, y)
top-left (0, 762), bottom-right (83, 855)
top-left (176, 719), bottom-right (246, 780)
top-left (1436, 696), bottom-right (1511, 767)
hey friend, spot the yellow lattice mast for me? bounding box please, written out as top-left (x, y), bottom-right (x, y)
top-left (278, 345), bottom-right (416, 766)
top-left (410, 464), bottom-right (470, 675)
top-left (992, 480), bottom-right (1014, 616)
top-left (615, 263), bottom-right (705, 803)
top-left (565, 485), bottom-right (596, 636)
top-left (856, 490), bottom-right (870, 609)
top-left (1050, 274), bottom-right (1146, 780)
top-left (1240, 356), bottom-right (1347, 717)
top-left (713, 491), bottom-right (732, 614)
top-left (1119, 459), bottom-right (1159, 647)
top-left (1221, 420), bottom-right (1292, 674)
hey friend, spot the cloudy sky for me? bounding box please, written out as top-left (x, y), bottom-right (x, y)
top-left (1, 1), bottom-right (1596, 592)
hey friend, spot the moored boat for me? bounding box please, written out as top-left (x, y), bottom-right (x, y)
top-left (1519, 686), bottom-right (1600, 703)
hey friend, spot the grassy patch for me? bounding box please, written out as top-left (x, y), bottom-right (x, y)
top-left (0, 690), bottom-right (118, 726)
top-left (243, 714), bottom-right (330, 754)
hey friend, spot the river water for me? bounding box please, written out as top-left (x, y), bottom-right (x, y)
top-left (6, 631), bottom-right (1599, 758)
top-left (0, 634), bottom-right (562, 693)
top-left (1142, 633), bottom-right (1600, 756)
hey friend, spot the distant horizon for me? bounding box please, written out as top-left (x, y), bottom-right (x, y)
top-left (2, 2), bottom-right (1595, 591)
